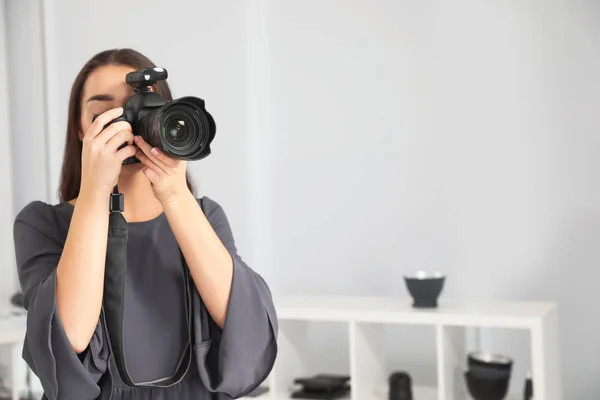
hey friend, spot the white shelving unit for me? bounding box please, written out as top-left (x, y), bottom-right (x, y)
top-left (248, 296), bottom-right (561, 400)
top-left (0, 303), bottom-right (28, 400)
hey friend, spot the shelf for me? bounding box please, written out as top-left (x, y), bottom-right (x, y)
top-left (241, 385), bottom-right (523, 400)
top-left (274, 295), bottom-right (555, 329)
top-left (270, 295), bottom-right (560, 400)
top-left (243, 385), bottom-right (437, 399)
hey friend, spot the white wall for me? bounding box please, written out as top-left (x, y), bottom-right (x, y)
top-left (0, 0), bottom-right (16, 297)
top-left (6, 0), bottom-right (49, 217)
top-left (0, 0), bottom-right (18, 389)
top-left (2, 0), bottom-right (50, 392)
top-left (252, 1), bottom-right (599, 397)
top-left (264, 1), bottom-right (600, 398)
top-left (4, 0), bottom-right (600, 398)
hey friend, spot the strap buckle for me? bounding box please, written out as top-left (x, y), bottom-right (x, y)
top-left (110, 186), bottom-right (124, 213)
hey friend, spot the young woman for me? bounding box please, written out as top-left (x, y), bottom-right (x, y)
top-left (13, 48), bottom-right (277, 400)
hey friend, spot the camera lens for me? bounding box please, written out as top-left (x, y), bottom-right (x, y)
top-left (159, 98), bottom-right (215, 160)
top-left (136, 96), bottom-right (216, 161)
top-left (167, 120), bottom-right (187, 142)
top-left (162, 113), bottom-right (197, 151)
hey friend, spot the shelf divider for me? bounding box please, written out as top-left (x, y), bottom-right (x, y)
top-left (436, 324), bottom-right (467, 400)
top-left (350, 322), bottom-right (386, 400)
top-left (272, 320), bottom-right (310, 399)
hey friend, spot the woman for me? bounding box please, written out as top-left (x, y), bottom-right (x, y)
top-left (13, 48), bottom-right (278, 400)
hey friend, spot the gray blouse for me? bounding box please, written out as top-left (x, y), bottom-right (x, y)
top-left (13, 196), bottom-right (278, 399)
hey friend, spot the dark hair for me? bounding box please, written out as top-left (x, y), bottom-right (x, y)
top-left (58, 48), bottom-right (196, 203)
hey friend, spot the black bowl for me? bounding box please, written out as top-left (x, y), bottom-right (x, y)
top-left (404, 271), bottom-right (445, 308)
top-left (464, 371), bottom-right (510, 400)
top-left (468, 364), bottom-right (511, 380)
top-left (468, 351), bottom-right (513, 376)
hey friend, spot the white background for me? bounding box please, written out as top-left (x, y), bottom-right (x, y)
top-left (2, 0), bottom-right (600, 398)
top-left (0, 0), bottom-right (15, 297)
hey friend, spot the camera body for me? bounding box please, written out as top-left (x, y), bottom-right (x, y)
top-left (103, 67), bottom-right (216, 165)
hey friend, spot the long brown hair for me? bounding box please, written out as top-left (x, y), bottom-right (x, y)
top-left (58, 48), bottom-right (196, 202)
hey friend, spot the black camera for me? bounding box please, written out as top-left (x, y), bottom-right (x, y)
top-left (98, 67), bottom-right (216, 165)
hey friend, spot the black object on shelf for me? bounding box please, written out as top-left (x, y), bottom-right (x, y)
top-left (467, 351), bottom-right (513, 379)
top-left (291, 374), bottom-right (350, 399)
top-left (403, 271), bottom-right (445, 308)
top-left (523, 373), bottom-right (533, 400)
top-left (290, 385), bottom-right (350, 400)
top-left (388, 371), bottom-right (412, 400)
top-left (464, 351), bottom-right (513, 400)
top-left (464, 371), bottom-right (510, 400)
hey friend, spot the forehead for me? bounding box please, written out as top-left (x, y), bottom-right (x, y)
top-left (82, 65), bottom-right (136, 101)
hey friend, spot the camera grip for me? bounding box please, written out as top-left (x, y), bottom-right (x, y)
top-left (91, 115), bottom-right (131, 151)
top-left (108, 116), bottom-right (130, 150)
top-left (109, 115), bottom-right (128, 124)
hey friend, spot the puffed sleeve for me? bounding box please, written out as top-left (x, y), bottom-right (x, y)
top-left (192, 197), bottom-right (278, 399)
top-left (14, 201), bottom-right (110, 400)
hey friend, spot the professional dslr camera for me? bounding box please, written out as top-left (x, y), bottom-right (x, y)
top-left (97, 67), bottom-right (216, 165)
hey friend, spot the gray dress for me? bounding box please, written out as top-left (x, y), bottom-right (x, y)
top-left (13, 196), bottom-right (278, 400)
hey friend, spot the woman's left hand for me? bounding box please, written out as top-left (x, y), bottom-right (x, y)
top-left (134, 135), bottom-right (188, 204)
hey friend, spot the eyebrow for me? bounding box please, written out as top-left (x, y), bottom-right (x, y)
top-left (87, 94), bottom-right (114, 102)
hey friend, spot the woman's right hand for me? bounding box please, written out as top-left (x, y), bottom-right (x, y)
top-left (79, 107), bottom-right (137, 197)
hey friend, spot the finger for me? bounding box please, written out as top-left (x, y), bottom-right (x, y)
top-left (106, 130), bottom-right (134, 152)
top-left (142, 166), bottom-right (160, 184)
top-left (116, 144), bottom-right (137, 161)
top-left (134, 136), bottom-right (168, 169)
top-left (86, 107), bottom-right (124, 139)
top-left (146, 146), bottom-right (178, 168)
top-left (96, 121), bottom-right (132, 144)
top-left (133, 135), bottom-right (153, 154)
top-left (135, 149), bottom-right (166, 174)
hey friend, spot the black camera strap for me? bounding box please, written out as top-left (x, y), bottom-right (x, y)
top-left (102, 186), bottom-right (195, 387)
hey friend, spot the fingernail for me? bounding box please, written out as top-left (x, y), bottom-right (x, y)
top-left (116, 107), bottom-right (123, 114)
top-left (133, 136), bottom-right (139, 142)
top-left (151, 148), bottom-right (160, 156)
